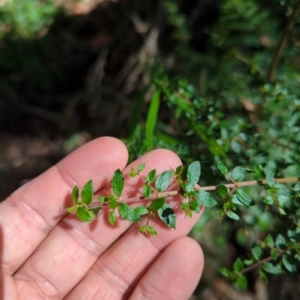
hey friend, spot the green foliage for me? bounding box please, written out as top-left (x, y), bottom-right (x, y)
top-left (0, 0), bottom-right (58, 39)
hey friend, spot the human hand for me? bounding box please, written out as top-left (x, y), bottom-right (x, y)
top-left (0, 137), bottom-right (204, 299)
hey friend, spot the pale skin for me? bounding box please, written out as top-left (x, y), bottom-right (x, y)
top-left (0, 137), bottom-right (204, 299)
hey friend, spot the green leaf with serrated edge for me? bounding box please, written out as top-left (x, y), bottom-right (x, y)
top-left (108, 212), bottom-right (117, 225)
top-left (258, 269), bottom-right (268, 283)
top-left (137, 163), bottom-right (145, 172)
top-left (76, 207), bottom-right (95, 222)
top-left (118, 203), bottom-right (140, 222)
top-left (237, 274), bottom-right (247, 290)
top-left (187, 161), bottom-right (201, 185)
top-left (220, 268), bottom-right (231, 278)
top-left (155, 170), bottom-right (173, 192)
top-left (233, 257), bottom-right (243, 272)
top-left (146, 169), bottom-right (156, 183)
top-left (112, 169), bottom-right (124, 198)
top-left (275, 234), bottom-right (286, 249)
top-left (264, 234), bottom-right (274, 247)
top-left (230, 194), bottom-right (245, 206)
top-left (262, 262), bottom-right (282, 275)
top-left (217, 161), bottom-right (228, 175)
top-left (282, 254), bottom-right (297, 272)
top-left (109, 197), bottom-right (118, 209)
top-left (263, 195), bottom-right (274, 205)
top-left (251, 245), bottom-right (263, 261)
top-left (217, 184), bottom-right (229, 198)
top-left (143, 184), bottom-right (152, 198)
top-left (149, 197), bottom-right (165, 211)
top-left (158, 203), bottom-right (176, 229)
top-left (226, 210), bottom-right (240, 220)
top-left (81, 180), bottom-right (93, 205)
top-left (236, 189), bottom-right (254, 206)
top-left (231, 166), bottom-right (245, 182)
top-left (134, 206), bottom-right (149, 216)
top-left (195, 190), bottom-right (218, 208)
top-left (71, 185), bottom-right (79, 205)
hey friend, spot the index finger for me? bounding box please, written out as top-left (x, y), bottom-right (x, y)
top-left (0, 137), bottom-right (128, 274)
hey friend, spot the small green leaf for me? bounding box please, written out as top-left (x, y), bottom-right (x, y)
top-left (118, 203), bottom-right (140, 222)
top-left (258, 269), bottom-right (268, 283)
top-left (158, 203), bottom-right (176, 228)
top-left (155, 170), bottom-right (173, 192)
top-left (98, 196), bottom-right (106, 203)
top-left (108, 212), bottom-right (117, 225)
top-left (147, 225), bottom-right (158, 236)
top-left (146, 169), bottom-right (156, 183)
top-left (264, 234), bottom-right (274, 247)
top-left (81, 180), bottom-right (93, 205)
top-left (270, 248), bottom-right (278, 260)
top-left (189, 200), bottom-right (199, 212)
top-left (231, 166), bottom-right (245, 182)
top-left (263, 195), bottom-right (274, 205)
top-left (130, 168), bottom-right (137, 178)
top-left (76, 207), bottom-right (95, 222)
top-left (251, 245), bottom-right (263, 261)
top-left (262, 262), bottom-right (282, 275)
top-left (140, 225), bottom-right (157, 236)
top-left (294, 183), bottom-right (300, 192)
top-left (226, 210), bottom-right (240, 220)
top-left (71, 185), bottom-right (79, 205)
top-left (109, 197), bottom-right (118, 209)
top-left (237, 274), bottom-right (247, 290)
top-left (143, 184), bottom-right (152, 198)
top-left (217, 184), bottom-right (229, 198)
top-left (134, 206), bottom-right (149, 216)
top-left (282, 254), bottom-right (297, 272)
top-left (181, 202), bottom-right (189, 212)
top-left (217, 161), bottom-right (228, 175)
top-left (230, 194), bottom-right (244, 206)
top-left (112, 169), bottom-right (124, 199)
top-left (275, 234), bottom-right (286, 249)
top-left (264, 160), bottom-right (276, 178)
top-left (175, 165), bottom-right (183, 175)
top-left (236, 189), bottom-right (254, 206)
top-left (195, 190), bottom-right (218, 208)
top-left (220, 268), bottom-right (231, 278)
top-left (149, 197), bottom-right (165, 211)
top-left (187, 161), bottom-right (201, 185)
top-left (252, 165), bottom-right (264, 180)
top-left (137, 163), bottom-right (146, 172)
top-left (233, 257), bottom-right (243, 272)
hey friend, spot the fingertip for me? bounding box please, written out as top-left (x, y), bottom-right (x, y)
top-left (57, 136), bottom-right (129, 188)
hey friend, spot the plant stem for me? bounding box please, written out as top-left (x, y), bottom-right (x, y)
top-left (87, 177), bottom-right (299, 209)
top-left (268, 0), bottom-right (300, 82)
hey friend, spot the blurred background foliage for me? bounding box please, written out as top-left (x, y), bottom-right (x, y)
top-left (1, 0), bottom-right (300, 298)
